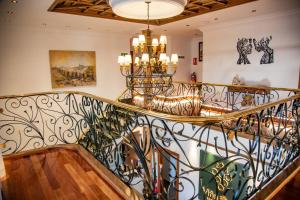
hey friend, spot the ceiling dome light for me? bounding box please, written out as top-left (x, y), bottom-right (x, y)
top-left (109, 0), bottom-right (187, 19)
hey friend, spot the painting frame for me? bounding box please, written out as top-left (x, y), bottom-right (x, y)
top-left (49, 50), bottom-right (96, 89)
top-left (199, 42), bottom-right (203, 62)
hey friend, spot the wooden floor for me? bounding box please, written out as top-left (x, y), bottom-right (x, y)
top-left (2, 148), bottom-right (124, 200)
top-left (271, 169), bottom-right (300, 200)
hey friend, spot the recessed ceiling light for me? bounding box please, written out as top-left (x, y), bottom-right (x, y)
top-left (251, 9), bottom-right (257, 13)
top-left (11, 0), bottom-right (18, 3)
top-left (185, 24), bottom-right (190, 27)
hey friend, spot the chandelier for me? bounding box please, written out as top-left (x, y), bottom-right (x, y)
top-left (117, 0), bottom-right (180, 106)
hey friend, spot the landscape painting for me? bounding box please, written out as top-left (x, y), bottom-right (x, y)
top-left (49, 50), bottom-right (96, 88)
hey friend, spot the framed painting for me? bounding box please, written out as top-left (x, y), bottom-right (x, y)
top-left (199, 42), bottom-right (203, 62)
top-left (49, 50), bottom-right (96, 88)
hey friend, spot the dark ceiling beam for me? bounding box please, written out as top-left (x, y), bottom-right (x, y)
top-left (184, 9), bottom-right (199, 14)
top-left (213, 0), bottom-right (228, 6)
top-left (94, 0), bottom-right (104, 4)
top-left (55, 5), bottom-right (89, 10)
top-left (202, 0), bottom-right (228, 6)
top-left (188, 2), bottom-right (211, 10)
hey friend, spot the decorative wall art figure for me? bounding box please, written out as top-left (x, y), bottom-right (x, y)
top-left (237, 38), bottom-right (252, 65)
top-left (253, 36), bottom-right (274, 64)
top-left (49, 50), bottom-right (96, 88)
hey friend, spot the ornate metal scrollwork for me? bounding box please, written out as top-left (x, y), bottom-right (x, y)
top-left (118, 82), bottom-right (291, 117)
top-left (0, 90), bottom-right (299, 200)
top-left (0, 94), bottom-right (85, 154)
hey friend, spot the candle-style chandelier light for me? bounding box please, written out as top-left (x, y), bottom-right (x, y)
top-left (117, 0), bottom-right (179, 105)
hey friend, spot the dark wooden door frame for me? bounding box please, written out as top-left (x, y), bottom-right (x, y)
top-left (157, 147), bottom-right (180, 200)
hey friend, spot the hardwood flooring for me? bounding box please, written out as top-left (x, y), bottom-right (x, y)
top-left (1, 145), bottom-right (299, 200)
top-left (1, 148), bottom-right (125, 200)
top-left (271, 169), bottom-right (300, 200)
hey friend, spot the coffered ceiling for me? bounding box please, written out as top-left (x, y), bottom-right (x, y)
top-left (49, 0), bottom-right (257, 25)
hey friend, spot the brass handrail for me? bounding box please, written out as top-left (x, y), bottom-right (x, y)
top-left (1, 90), bottom-right (299, 124)
top-left (174, 81), bottom-right (300, 93)
top-left (117, 81), bottom-right (300, 102)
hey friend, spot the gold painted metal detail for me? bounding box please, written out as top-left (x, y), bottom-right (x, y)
top-left (211, 162), bottom-right (232, 192)
top-left (202, 187), bottom-right (228, 200)
top-left (174, 81), bottom-right (300, 93)
top-left (228, 131), bottom-right (235, 141)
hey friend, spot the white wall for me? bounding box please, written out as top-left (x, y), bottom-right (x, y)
top-left (0, 25), bottom-right (131, 99)
top-left (201, 10), bottom-right (300, 88)
top-left (0, 25), bottom-right (191, 99)
top-left (190, 36), bottom-right (203, 82)
top-left (168, 35), bottom-right (191, 82)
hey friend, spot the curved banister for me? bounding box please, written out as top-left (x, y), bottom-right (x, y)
top-left (0, 86), bottom-right (299, 200)
top-left (1, 90), bottom-right (299, 124)
top-left (174, 81), bottom-right (300, 93)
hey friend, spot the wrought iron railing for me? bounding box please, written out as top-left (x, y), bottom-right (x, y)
top-left (118, 82), bottom-right (298, 116)
top-left (0, 85), bottom-right (299, 200)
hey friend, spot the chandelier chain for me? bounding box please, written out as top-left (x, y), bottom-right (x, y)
top-left (146, 0), bottom-right (150, 31)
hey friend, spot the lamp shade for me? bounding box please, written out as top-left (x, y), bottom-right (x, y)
top-left (138, 34), bottom-right (146, 44)
top-left (109, 0), bottom-right (187, 20)
top-left (124, 55), bottom-right (132, 65)
top-left (159, 35), bottom-right (167, 45)
top-left (118, 55), bottom-right (125, 65)
top-left (159, 53), bottom-right (167, 62)
top-left (134, 57), bottom-right (140, 65)
top-left (171, 54), bottom-right (178, 64)
top-left (141, 53), bottom-right (149, 63)
top-left (152, 38), bottom-right (159, 46)
top-left (132, 38), bottom-right (139, 47)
